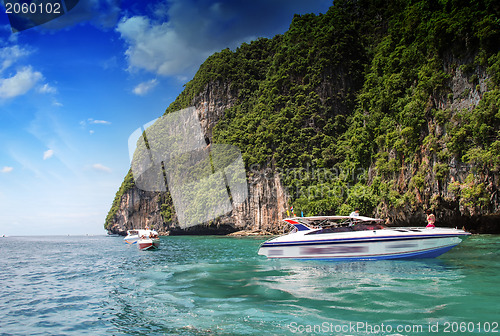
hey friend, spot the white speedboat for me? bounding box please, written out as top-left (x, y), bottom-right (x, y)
top-left (124, 229), bottom-right (160, 250)
top-left (258, 216), bottom-right (470, 260)
top-left (137, 236), bottom-right (160, 250)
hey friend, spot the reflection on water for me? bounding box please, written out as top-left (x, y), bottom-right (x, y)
top-left (0, 235), bottom-right (498, 335)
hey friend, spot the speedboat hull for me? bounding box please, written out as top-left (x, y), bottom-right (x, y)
top-left (259, 230), bottom-right (468, 260)
top-left (137, 238), bottom-right (160, 250)
top-left (258, 216), bottom-right (470, 261)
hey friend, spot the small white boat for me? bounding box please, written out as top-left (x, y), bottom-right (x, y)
top-left (124, 229), bottom-right (160, 250)
top-left (258, 216), bottom-right (470, 260)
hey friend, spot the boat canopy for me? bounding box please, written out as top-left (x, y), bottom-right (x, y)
top-left (126, 229), bottom-right (158, 236)
top-left (285, 215), bottom-right (382, 223)
top-left (283, 216), bottom-right (383, 231)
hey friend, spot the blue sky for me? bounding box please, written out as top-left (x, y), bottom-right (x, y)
top-left (0, 0), bottom-right (331, 235)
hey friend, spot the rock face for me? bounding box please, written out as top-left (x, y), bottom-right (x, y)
top-left (372, 56), bottom-right (500, 232)
top-left (107, 80), bottom-right (291, 235)
top-left (107, 188), bottom-right (163, 236)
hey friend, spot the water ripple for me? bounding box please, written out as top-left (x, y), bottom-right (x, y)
top-left (0, 235), bottom-right (499, 335)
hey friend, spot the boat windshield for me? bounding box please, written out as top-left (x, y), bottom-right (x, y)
top-left (305, 222), bottom-right (386, 235)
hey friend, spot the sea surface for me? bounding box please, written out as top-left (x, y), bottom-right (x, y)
top-left (0, 234), bottom-right (499, 336)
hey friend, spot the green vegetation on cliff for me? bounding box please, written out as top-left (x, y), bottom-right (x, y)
top-left (106, 0), bottom-right (500, 229)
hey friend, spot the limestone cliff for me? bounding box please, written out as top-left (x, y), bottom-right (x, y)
top-left (107, 62), bottom-right (499, 235)
top-left (373, 54), bottom-right (500, 232)
top-left (106, 80), bottom-right (291, 235)
top-left (106, 0), bottom-right (500, 235)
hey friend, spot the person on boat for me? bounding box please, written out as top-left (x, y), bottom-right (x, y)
top-left (426, 209), bottom-right (436, 228)
top-left (349, 208), bottom-right (360, 217)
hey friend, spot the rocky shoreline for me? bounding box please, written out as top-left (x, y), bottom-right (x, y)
top-left (107, 213), bottom-right (500, 236)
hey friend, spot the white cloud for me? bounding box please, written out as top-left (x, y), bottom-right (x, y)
top-left (0, 41), bottom-right (53, 101)
top-left (91, 163), bottom-right (112, 173)
top-left (116, 16), bottom-right (206, 77)
top-left (38, 83), bottom-right (57, 94)
top-left (115, 0), bottom-right (331, 79)
top-left (80, 118), bottom-right (111, 128)
top-left (43, 149), bottom-right (54, 160)
top-left (0, 45), bottom-right (31, 73)
top-left (1, 166), bottom-right (13, 173)
top-left (0, 66), bottom-right (43, 99)
top-left (90, 119), bottom-right (111, 125)
top-left (133, 78), bottom-right (158, 95)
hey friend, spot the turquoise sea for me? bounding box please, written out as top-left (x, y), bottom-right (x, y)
top-left (0, 234), bottom-right (499, 335)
